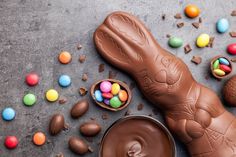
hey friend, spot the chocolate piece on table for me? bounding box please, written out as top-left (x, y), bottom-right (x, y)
top-left (192, 22), bottom-right (200, 29)
top-left (199, 17), bottom-right (202, 23)
top-left (79, 87), bottom-right (87, 96)
top-left (108, 70), bottom-right (117, 79)
top-left (137, 103), bottom-right (144, 111)
top-left (184, 44), bottom-right (192, 54)
top-left (177, 22), bottom-right (184, 28)
top-left (231, 58), bottom-right (236, 62)
top-left (161, 14), bottom-right (166, 20)
top-left (101, 113), bottom-right (108, 120)
top-left (98, 63), bottom-right (105, 72)
top-left (94, 11), bottom-right (236, 157)
top-left (58, 97), bottom-right (67, 104)
top-left (82, 73), bottom-right (88, 81)
top-left (78, 55), bottom-right (86, 63)
top-left (191, 56), bottom-right (202, 64)
top-left (77, 44), bottom-right (82, 50)
top-left (207, 37), bottom-right (215, 48)
top-left (231, 10), bottom-right (236, 16)
top-left (174, 13), bottom-right (182, 19)
top-left (166, 34), bottom-right (171, 38)
top-left (229, 31), bottom-right (236, 38)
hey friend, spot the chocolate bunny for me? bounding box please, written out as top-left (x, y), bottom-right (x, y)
top-left (94, 11), bottom-right (236, 157)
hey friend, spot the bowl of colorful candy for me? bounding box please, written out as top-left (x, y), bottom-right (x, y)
top-left (211, 55), bottom-right (232, 79)
top-left (90, 79), bottom-right (132, 111)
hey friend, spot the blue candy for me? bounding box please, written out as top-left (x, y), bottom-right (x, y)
top-left (58, 74), bottom-right (71, 87)
top-left (94, 90), bottom-right (103, 102)
top-left (219, 57), bottom-right (230, 65)
top-left (216, 18), bottom-right (229, 33)
top-left (2, 107), bottom-right (15, 121)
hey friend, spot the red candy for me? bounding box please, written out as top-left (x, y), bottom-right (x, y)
top-left (25, 73), bottom-right (39, 86)
top-left (227, 43), bottom-right (236, 55)
top-left (5, 136), bottom-right (18, 149)
top-left (102, 93), bottom-right (113, 99)
top-left (219, 64), bottom-right (232, 73)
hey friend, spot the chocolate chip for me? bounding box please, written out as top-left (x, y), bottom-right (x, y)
top-left (191, 56), bottom-right (202, 65)
top-left (137, 103), bottom-right (144, 111)
top-left (229, 32), bottom-right (236, 38)
top-left (174, 13), bottom-right (182, 19)
top-left (124, 109), bottom-right (131, 116)
top-left (77, 44), bottom-right (82, 50)
top-left (161, 14), bottom-right (166, 20)
top-left (90, 117), bottom-right (96, 121)
top-left (108, 70), bottom-right (117, 79)
top-left (98, 64), bottom-right (105, 73)
top-left (82, 73), bottom-right (88, 81)
top-left (199, 17), bottom-right (202, 23)
top-left (79, 55), bottom-right (86, 63)
top-left (79, 87), bottom-right (87, 96)
top-left (231, 10), bottom-right (236, 16)
top-left (192, 22), bottom-right (200, 29)
top-left (55, 152), bottom-right (64, 157)
top-left (63, 123), bottom-right (70, 131)
top-left (177, 22), bottom-right (184, 28)
top-left (184, 44), bottom-right (192, 54)
top-left (101, 113), bottom-right (108, 120)
top-left (129, 82), bottom-right (135, 90)
top-left (231, 58), bottom-right (236, 62)
top-left (58, 97), bottom-right (67, 104)
top-left (207, 37), bottom-right (215, 48)
top-left (166, 34), bottom-right (171, 38)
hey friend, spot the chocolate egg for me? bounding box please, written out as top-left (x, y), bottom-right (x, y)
top-left (80, 122), bottom-right (101, 137)
top-left (49, 114), bottom-right (65, 135)
top-left (68, 137), bottom-right (89, 155)
top-left (90, 79), bottom-right (132, 111)
top-left (223, 75), bottom-right (236, 106)
top-left (70, 99), bottom-right (89, 118)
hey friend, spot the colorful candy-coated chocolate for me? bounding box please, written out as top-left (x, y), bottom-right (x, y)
top-left (58, 51), bottom-right (72, 64)
top-left (5, 136), bottom-right (18, 149)
top-left (227, 43), bottom-right (236, 55)
top-left (23, 93), bottom-right (37, 106)
top-left (214, 69), bottom-right (225, 76)
top-left (184, 4), bottom-right (200, 18)
top-left (2, 107), bottom-right (15, 121)
top-left (216, 18), bottom-right (229, 33)
top-left (33, 132), bottom-right (46, 146)
top-left (58, 74), bottom-right (71, 87)
top-left (219, 64), bottom-right (231, 73)
top-left (213, 60), bottom-right (219, 69)
top-left (111, 83), bottom-right (120, 95)
top-left (25, 73), bottom-right (39, 86)
top-left (110, 96), bottom-right (122, 108)
top-left (46, 89), bottom-right (59, 102)
top-left (219, 57), bottom-right (230, 65)
top-left (196, 34), bottom-right (210, 48)
top-left (94, 90), bottom-right (103, 102)
top-left (118, 90), bottom-right (128, 102)
top-left (100, 81), bottom-right (112, 93)
top-left (102, 93), bottom-right (113, 99)
top-left (104, 99), bottom-right (110, 105)
top-left (168, 37), bottom-right (183, 48)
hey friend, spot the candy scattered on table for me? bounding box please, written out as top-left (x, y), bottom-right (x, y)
top-left (168, 37), bottom-right (183, 48)
top-left (196, 33), bottom-right (210, 48)
top-left (25, 73), bottom-right (39, 86)
top-left (211, 56), bottom-right (232, 78)
top-left (33, 132), bottom-right (46, 146)
top-left (4, 136), bottom-right (18, 149)
top-left (58, 74), bottom-right (71, 87)
top-left (216, 18), bottom-right (229, 33)
top-left (184, 4), bottom-right (200, 18)
top-left (2, 107), bottom-right (15, 121)
top-left (227, 43), bottom-right (236, 55)
top-left (46, 89), bottom-right (59, 102)
top-left (58, 51), bottom-right (72, 64)
top-left (23, 93), bottom-right (37, 106)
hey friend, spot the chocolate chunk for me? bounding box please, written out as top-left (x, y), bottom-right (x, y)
top-left (191, 56), bottom-right (202, 65)
top-left (184, 44), bottom-right (192, 54)
top-left (124, 109), bottom-right (131, 116)
top-left (79, 87), bottom-right (88, 96)
top-left (49, 114), bottom-right (65, 135)
top-left (58, 97), bottom-right (67, 104)
top-left (231, 10), bottom-right (236, 16)
top-left (90, 117), bottom-right (96, 121)
top-left (55, 152), bottom-right (64, 157)
top-left (79, 55), bottom-right (86, 63)
top-left (231, 58), bottom-right (236, 62)
top-left (108, 70), bottom-right (117, 79)
top-left (88, 146), bottom-right (94, 153)
top-left (192, 22), bottom-right (200, 29)
top-left (207, 37), bottom-right (215, 48)
top-left (63, 123), bottom-right (69, 131)
top-left (161, 14), bottom-right (166, 20)
top-left (101, 113), bottom-right (109, 120)
top-left (177, 22), bottom-right (184, 28)
top-left (166, 34), bottom-right (171, 38)
top-left (71, 99), bottom-right (89, 118)
top-left (174, 13), bottom-right (182, 19)
top-left (199, 17), bottom-right (202, 23)
top-left (137, 103), bottom-right (144, 111)
top-left (77, 44), bottom-right (82, 50)
top-left (229, 32), bottom-right (236, 38)
top-left (98, 63), bottom-right (105, 72)
top-left (82, 73), bottom-right (88, 81)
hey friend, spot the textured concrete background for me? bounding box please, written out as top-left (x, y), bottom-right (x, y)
top-left (0, 0), bottom-right (236, 156)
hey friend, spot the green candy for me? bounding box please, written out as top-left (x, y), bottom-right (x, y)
top-left (110, 96), bottom-right (122, 108)
top-left (23, 93), bottom-right (37, 106)
top-left (213, 59), bottom-right (219, 69)
top-left (168, 37), bottom-right (183, 48)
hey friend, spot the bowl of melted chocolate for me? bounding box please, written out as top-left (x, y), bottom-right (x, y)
top-left (100, 115), bottom-right (176, 157)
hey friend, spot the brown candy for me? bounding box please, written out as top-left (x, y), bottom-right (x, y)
top-left (70, 99), bottom-right (89, 118)
top-left (49, 114), bottom-right (65, 135)
top-left (68, 137), bottom-right (89, 155)
top-left (80, 122), bottom-right (101, 137)
top-left (223, 75), bottom-right (236, 106)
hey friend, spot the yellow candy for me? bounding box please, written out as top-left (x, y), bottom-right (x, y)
top-left (46, 89), bottom-right (59, 102)
top-left (111, 83), bottom-right (120, 95)
top-left (196, 34), bottom-right (210, 48)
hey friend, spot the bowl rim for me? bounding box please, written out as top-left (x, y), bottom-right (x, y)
top-left (99, 115), bottom-right (177, 157)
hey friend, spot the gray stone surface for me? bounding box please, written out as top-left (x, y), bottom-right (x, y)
top-left (0, 0), bottom-right (236, 156)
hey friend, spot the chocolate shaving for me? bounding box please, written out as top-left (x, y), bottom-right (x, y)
top-left (55, 152), bottom-right (64, 157)
top-left (191, 56), bottom-right (202, 65)
top-left (166, 34), bottom-right (171, 38)
top-left (231, 10), bottom-right (236, 16)
top-left (90, 117), bottom-right (96, 121)
top-left (161, 14), bottom-right (166, 20)
top-left (129, 82), bottom-right (135, 90)
top-left (174, 13), bottom-right (182, 19)
top-left (192, 22), bottom-right (200, 29)
top-left (199, 17), bottom-right (202, 23)
top-left (108, 70), bottom-right (117, 79)
top-left (63, 123), bottom-right (69, 131)
top-left (229, 32), bottom-right (236, 38)
top-left (88, 146), bottom-right (94, 153)
top-left (177, 22), bottom-right (184, 28)
top-left (207, 37), bottom-right (215, 48)
top-left (137, 103), bottom-right (144, 111)
top-left (79, 87), bottom-right (87, 96)
top-left (77, 44), bottom-right (82, 50)
top-left (184, 44), bottom-right (192, 54)
top-left (82, 73), bottom-right (88, 81)
top-left (124, 109), bottom-right (131, 116)
top-left (231, 58), bottom-right (236, 62)
top-left (102, 113), bottom-right (109, 120)
top-left (99, 63), bottom-right (105, 73)
top-left (78, 55), bottom-right (86, 63)
top-left (58, 97), bottom-right (67, 104)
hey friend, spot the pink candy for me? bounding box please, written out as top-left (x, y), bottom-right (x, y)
top-left (100, 81), bottom-right (112, 93)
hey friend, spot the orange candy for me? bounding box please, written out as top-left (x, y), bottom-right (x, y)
top-left (33, 132), bottom-right (46, 146)
top-left (184, 4), bottom-right (200, 18)
top-left (58, 51), bottom-right (72, 64)
top-left (118, 90), bottom-right (128, 102)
